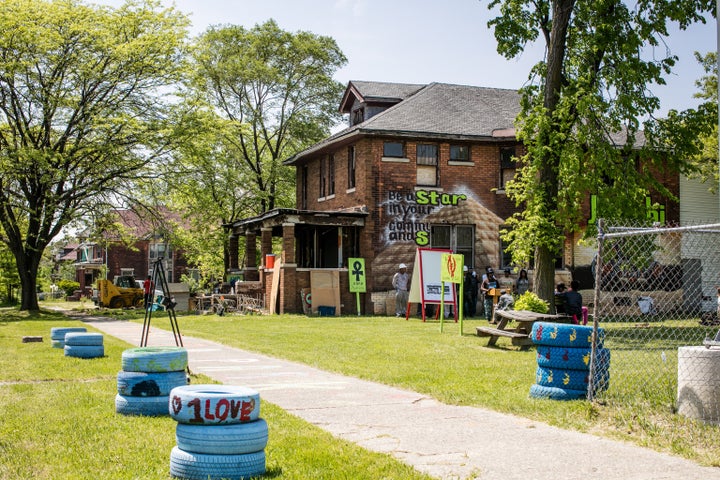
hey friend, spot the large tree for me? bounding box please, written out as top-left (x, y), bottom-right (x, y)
top-left (486, 0), bottom-right (714, 306)
top-left (0, 0), bottom-right (188, 311)
top-left (165, 20), bottom-right (346, 275)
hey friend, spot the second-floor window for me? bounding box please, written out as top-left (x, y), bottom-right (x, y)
top-left (328, 154), bottom-right (335, 196)
top-left (383, 141), bottom-right (404, 158)
top-left (416, 144), bottom-right (438, 186)
top-left (500, 146), bottom-right (516, 189)
top-left (301, 165), bottom-right (308, 209)
top-left (320, 157), bottom-right (327, 197)
top-left (347, 146), bottom-right (356, 189)
top-left (450, 145), bottom-right (470, 162)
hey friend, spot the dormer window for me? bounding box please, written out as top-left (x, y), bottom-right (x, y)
top-left (352, 107), bottom-right (365, 126)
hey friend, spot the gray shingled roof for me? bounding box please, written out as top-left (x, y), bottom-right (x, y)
top-left (361, 82), bottom-right (520, 137)
top-left (285, 81), bottom-right (522, 165)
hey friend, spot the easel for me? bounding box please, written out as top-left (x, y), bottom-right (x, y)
top-left (141, 258), bottom-right (183, 348)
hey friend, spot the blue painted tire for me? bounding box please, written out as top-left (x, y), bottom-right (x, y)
top-left (64, 344), bottom-right (104, 358)
top-left (530, 322), bottom-right (604, 347)
top-left (117, 370), bottom-right (188, 397)
top-left (64, 332), bottom-right (104, 346)
top-left (176, 419), bottom-right (268, 455)
top-left (50, 327), bottom-right (87, 341)
top-left (529, 383), bottom-right (587, 401)
top-left (169, 447), bottom-right (265, 480)
top-left (121, 347), bottom-right (187, 373)
top-left (115, 394), bottom-right (170, 416)
top-left (169, 385), bottom-right (260, 425)
top-left (535, 365), bottom-right (610, 392)
top-left (536, 346), bottom-right (610, 371)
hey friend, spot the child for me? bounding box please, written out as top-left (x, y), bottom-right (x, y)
top-left (563, 280), bottom-right (588, 325)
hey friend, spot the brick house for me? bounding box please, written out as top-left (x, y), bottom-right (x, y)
top-left (73, 209), bottom-right (190, 293)
top-left (226, 81), bottom-right (679, 314)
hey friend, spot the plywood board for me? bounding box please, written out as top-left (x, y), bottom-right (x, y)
top-left (310, 270), bottom-right (341, 315)
top-left (269, 261), bottom-right (281, 314)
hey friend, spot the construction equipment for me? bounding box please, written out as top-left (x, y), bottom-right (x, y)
top-left (97, 276), bottom-right (144, 309)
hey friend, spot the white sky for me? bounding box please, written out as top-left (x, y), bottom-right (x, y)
top-left (94, 0), bottom-right (715, 116)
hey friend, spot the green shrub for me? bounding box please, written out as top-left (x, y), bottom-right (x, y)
top-left (513, 291), bottom-right (549, 313)
top-left (57, 279), bottom-right (80, 296)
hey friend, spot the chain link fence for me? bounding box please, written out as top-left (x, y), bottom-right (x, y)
top-left (590, 220), bottom-right (720, 426)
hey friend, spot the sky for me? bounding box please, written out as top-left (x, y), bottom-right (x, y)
top-left (91, 0), bottom-right (716, 116)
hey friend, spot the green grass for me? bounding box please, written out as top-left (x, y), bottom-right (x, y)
top-left (0, 308), bottom-right (434, 480)
top-left (140, 311), bottom-right (720, 466)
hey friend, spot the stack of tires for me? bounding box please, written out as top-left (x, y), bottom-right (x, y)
top-left (168, 385), bottom-right (267, 480)
top-left (64, 332), bottom-right (105, 359)
top-left (116, 347), bottom-right (188, 417)
top-left (50, 327), bottom-right (87, 349)
top-left (529, 321), bottom-right (611, 400)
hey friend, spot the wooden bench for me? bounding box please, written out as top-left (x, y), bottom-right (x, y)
top-left (475, 326), bottom-right (533, 347)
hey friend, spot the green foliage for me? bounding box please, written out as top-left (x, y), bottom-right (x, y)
top-left (56, 279), bottom-right (80, 297)
top-left (513, 291), bottom-right (549, 313)
top-left (486, 0), bottom-right (714, 300)
top-left (0, 0), bottom-right (190, 310)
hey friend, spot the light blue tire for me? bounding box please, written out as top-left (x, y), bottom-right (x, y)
top-left (117, 370), bottom-right (188, 397)
top-left (536, 346), bottom-right (610, 371)
top-left (530, 322), bottom-right (604, 347)
top-left (169, 385), bottom-right (260, 425)
top-left (64, 344), bottom-right (104, 359)
top-left (115, 394), bottom-right (170, 416)
top-left (529, 383), bottom-right (587, 401)
top-left (169, 447), bottom-right (265, 480)
top-left (176, 419), bottom-right (268, 455)
top-left (64, 332), bottom-right (104, 346)
top-left (50, 327), bottom-right (87, 341)
top-left (121, 347), bottom-right (188, 373)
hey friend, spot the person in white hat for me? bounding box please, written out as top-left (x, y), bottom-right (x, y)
top-left (392, 263), bottom-right (409, 317)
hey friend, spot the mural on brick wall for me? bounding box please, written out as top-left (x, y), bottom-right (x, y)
top-left (372, 187), bottom-right (505, 291)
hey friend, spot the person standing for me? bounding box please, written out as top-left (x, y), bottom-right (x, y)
top-left (143, 275), bottom-right (155, 310)
top-left (480, 268), bottom-right (498, 322)
top-left (516, 269), bottom-right (530, 295)
top-left (392, 263), bottom-right (409, 317)
top-left (463, 266), bottom-right (478, 317)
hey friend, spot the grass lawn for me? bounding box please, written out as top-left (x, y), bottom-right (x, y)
top-left (135, 309), bottom-right (720, 467)
top-left (0, 308), bottom-right (434, 480)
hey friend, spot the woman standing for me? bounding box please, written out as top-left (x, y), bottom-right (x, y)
top-left (516, 269), bottom-right (530, 295)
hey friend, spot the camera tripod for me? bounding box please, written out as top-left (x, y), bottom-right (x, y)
top-left (140, 258), bottom-right (183, 348)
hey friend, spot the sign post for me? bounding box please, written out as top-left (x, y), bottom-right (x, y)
top-left (348, 258), bottom-right (366, 316)
top-left (440, 253), bottom-right (463, 333)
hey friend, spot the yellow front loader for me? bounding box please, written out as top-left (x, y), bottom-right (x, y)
top-left (97, 276), bottom-right (144, 309)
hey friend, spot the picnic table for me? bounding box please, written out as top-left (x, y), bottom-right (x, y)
top-left (476, 309), bottom-right (571, 349)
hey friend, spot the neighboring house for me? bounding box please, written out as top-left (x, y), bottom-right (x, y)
top-left (72, 209), bottom-right (190, 293)
top-left (225, 80), bottom-right (681, 314)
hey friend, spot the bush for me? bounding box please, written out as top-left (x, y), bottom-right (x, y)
top-left (57, 279), bottom-right (80, 297)
top-left (513, 291), bottom-right (549, 313)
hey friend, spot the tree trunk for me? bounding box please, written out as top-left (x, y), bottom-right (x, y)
top-left (534, 244), bottom-right (556, 313)
top-left (17, 255), bottom-right (40, 312)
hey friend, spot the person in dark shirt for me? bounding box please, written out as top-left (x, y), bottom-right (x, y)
top-left (562, 280), bottom-right (588, 325)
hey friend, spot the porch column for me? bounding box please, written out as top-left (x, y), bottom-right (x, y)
top-left (228, 234), bottom-right (239, 270)
top-left (244, 233), bottom-right (258, 281)
top-left (280, 222), bottom-right (298, 313)
top-left (260, 228), bottom-right (273, 266)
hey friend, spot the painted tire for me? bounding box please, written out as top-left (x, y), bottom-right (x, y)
top-left (169, 385), bottom-right (260, 425)
top-left (117, 370), bottom-right (188, 397)
top-left (530, 322), bottom-right (604, 347)
top-left (169, 446), bottom-right (265, 480)
top-left (64, 344), bottom-right (104, 358)
top-left (529, 383), bottom-right (587, 401)
top-left (50, 327), bottom-right (87, 341)
top-left (176, 419), bottom-right (268, 455)
top-left (535, 365), bottom-right (610, 392)
top-left (64, 332), bottom-right (104, 346)
top-left (121, 347), bottom-right (188, 373)
top-left (536, 346), bottom-right (610, 371)
top-left (115, 394), bottom-right (170, 416)
top-left (51, 340), bottom-right (64, 349)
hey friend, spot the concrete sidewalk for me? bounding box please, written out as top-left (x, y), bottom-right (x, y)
top-left (84, 316), bottom-right (720, 480)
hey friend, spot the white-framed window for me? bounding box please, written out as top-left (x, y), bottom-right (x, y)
top-left (500, 146), bottom-right (516, 189)
top-left (417, 144), bottom-right (438, 186)
top-left (430, 224), bottom-right (474, 267)
top-left (450, 144), bottom-right (470, 163)
top-left (347, 146), bottom-right (356, 189)
top-left (383, 141), bottom-right (404, 157)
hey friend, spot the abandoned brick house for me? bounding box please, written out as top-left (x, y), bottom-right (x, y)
top-left (226, 80), bottom-right (682, 315)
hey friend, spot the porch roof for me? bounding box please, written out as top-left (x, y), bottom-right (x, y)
top-left (226, 207), bottom-right (368, 236)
